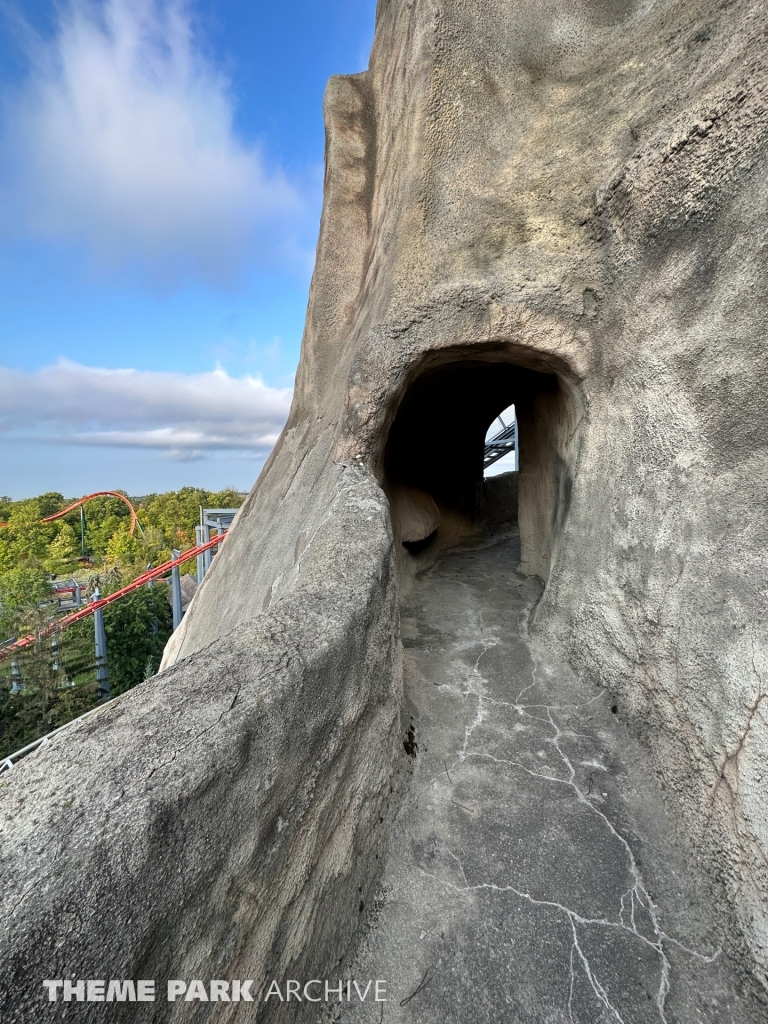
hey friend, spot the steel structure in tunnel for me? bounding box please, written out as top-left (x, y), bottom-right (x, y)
top-left (385, 361), bottom-right (540, 517)
top-left (382, 354), bottom-right (576, 581)
top-left (483, 410), bottom-right (518, 471)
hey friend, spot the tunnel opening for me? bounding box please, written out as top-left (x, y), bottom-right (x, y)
top-left (382, 351), bottom-right (579, 583)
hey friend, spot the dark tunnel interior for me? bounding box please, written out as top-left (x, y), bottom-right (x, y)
top-left (384, 359), bottom-right (559, 522)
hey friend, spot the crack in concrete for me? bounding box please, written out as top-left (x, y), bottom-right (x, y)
top-left (457, 643), bottom-right (494, 760)
top-left (420, 832), bottom-right (720, 1024)
top-left (712, 648), bottom-right (767, 811)
top-left (8, 880), bottom-right (37, 920)
top-left (143, 680), bottom-right (243, 783)
top-left (422, 591), bottom-right (721, 1021)
top-left (346, 540), bottom-right (747, 1022)
top-left (290, 475), bottom-right (365, 585)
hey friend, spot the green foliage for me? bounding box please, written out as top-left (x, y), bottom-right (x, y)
top-left (0, 585), bottom-right (173, 758)
top-left (0, 664), bottom-right (59, 758)
top-left (104, 521), bottom-right (141, 567)
top-left (36, 492), bottom-right (66, 518)
top-left (139, 486), bottom-right (242, 574)
top-left (0, 624), bottom-right (98, 758)
top-left (0, 567), bottom-right (51, 644)
top-left (66, 584), bottom-right (173, 696)
top-left (0, 500), bottom-right (54, 574)
top-left (86, 513), bottom-right (124, 560)
top-left (81, 494), bottom-right (132, 529)
top-left (0, 485), bottom-right (243, 573)
top-left (0, 485), bottom-right (244, 759)
top-left (139, 486), bottom-right (242, 553)
top-left (107, 585), bottom-right (173, 691)
top-left (137, 525), bottom-right (167, 569)
top-left (0, 566), bottom-right (50, 615)
top-left (43, 523), bottom-right (80, 576)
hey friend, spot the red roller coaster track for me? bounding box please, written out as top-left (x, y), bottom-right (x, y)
top-left (0, 533), bottom-right (225, 661)
top-left (0, 491), bottom-right (140, 535)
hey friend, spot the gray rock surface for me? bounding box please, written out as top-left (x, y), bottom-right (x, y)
top-left (1, 0), bottom-right (767, 1016)
top-left (0, 468), bottom-right (404, 1022)
top-left (340, 537), bottom-right (762, 1022)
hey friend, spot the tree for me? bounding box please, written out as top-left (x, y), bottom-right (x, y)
top-left (104, 522), bottom-right (141, 570)
top-left (105, 585), bottom-right (173, 691)
top-left (139, 486), bottom-right (244, 574)
top-left (87, 513), bottom-right (124, 560)
top-left (0, 485), bottom-right (244, 759)
top-left (43, 523), bottom-right (80, 576)
top-left (0, 500), bottom-right (52, 574)
top-left (0, 621), bottom-right (96, 759)
top-left (138, 525), bottom-right (168, 568)
top-left (0, 566), bottom-right (51, 639)
top-left (36, 492), bottom-right (65, 518)
top-left (66, 583), bottom-right (173, 695)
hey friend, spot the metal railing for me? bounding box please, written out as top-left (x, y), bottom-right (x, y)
top-left (0, 531), bottom-right (229, 775)
top-left (0, 702), bottom-right (105, 776)
top-left (484, 413), bottom-right (518, 470)
top-left (0, 533), bottom-right (226, 662)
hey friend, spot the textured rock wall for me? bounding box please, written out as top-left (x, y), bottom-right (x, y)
top-left (336, 0), bottom-right (767, 990)
top-left (1, 0), bottom-right (767, 1010)
top-left (0, 469), bottom-right (403, 1021)
top-left (174, 0), bottom-right (768, 988)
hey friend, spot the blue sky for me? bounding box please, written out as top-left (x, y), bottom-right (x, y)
top-left (0, 0), bottom-right (375, 498)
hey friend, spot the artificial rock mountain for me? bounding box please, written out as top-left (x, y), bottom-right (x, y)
top-left (1, 1), bottom-right (767, 1020)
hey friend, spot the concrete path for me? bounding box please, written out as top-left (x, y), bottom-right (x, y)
top-left (338, 536), bottom-right (758, 1024)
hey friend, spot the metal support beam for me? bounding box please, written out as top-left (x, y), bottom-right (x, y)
top-left (484, 415), bottom-right (518, 470)
top-left (93, 589), bottom-right (109, 700)
top-left (202, 525), bottom-right (212, 573)
top-left (195, 525), bottom-right (205, 583)
top-left (51, 633), bottom-right (60, 681)
top-left (171, 550), bottom-right (183, 630)
top-left (201, 510), bottom-right (238, 573)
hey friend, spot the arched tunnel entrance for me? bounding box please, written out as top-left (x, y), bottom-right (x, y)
top-left (348, 353), bottom-right (748, 1015)
top-left (382, 351), bottom-right (578, 582)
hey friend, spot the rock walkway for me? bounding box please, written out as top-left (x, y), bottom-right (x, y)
top-left (337, 536), bottom-right (757, 1024)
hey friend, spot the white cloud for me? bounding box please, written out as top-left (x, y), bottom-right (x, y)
top-left (0, 0), bottom-right (305, 282)
top-left (0, 360), bottom-right (292, 458)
